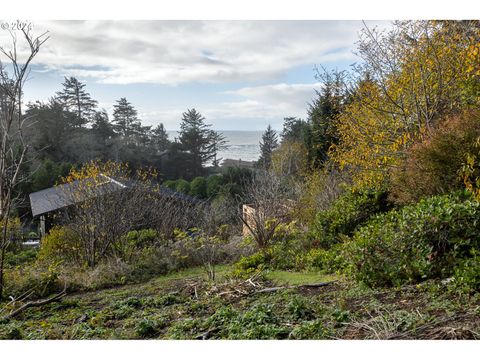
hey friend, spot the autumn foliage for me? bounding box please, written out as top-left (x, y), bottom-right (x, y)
top-left (390, 111), bottom-right (480, 204)
top-left (330, 21), bottom-right (480, 191)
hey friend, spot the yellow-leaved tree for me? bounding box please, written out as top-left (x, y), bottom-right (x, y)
top-left (330, 20), bottom-right (480, 191)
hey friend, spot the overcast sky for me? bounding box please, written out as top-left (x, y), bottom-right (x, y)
top-left (1, 20), bottom-right (389, 130)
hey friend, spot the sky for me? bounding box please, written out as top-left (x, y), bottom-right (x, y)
top-left (1, 20), bottom-right (390, 130)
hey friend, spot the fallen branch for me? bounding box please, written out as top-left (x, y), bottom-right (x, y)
top-left (1, 284), bottom-right (67, 321)
top-left (196, 327), bottom-right (220, 340)
top-left (255, 280), bottom-right (337, 294)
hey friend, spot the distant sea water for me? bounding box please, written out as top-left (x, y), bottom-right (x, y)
top-left (167, 130), bottom-right (263, 162)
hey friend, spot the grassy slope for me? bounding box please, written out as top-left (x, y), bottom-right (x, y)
top-left (1, 266), bottom-right (479, 340)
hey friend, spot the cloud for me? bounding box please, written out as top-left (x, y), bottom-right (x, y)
top-left (1, 20), bottom-right (378, 85)
top-left (226, 82), bottom-right (322, 116)
top-left (139, 82), bottom-right (322, 130)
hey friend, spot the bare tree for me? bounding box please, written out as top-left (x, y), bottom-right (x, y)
top-left (240, 170), bottom-right (297, 250)
top-left (57, 161), bottom-right (206, 267)
top-left (354, 21), bottom-right (478, 133)
top-left (0, 27), bottom-right (48, 298)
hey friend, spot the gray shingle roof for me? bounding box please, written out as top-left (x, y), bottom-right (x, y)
top-left (29, 174), bottom-right (203, 218)
top-left (29, 175), bottom-right (126, 217)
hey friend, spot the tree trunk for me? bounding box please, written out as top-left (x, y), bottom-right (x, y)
top-left (0, 246), bottom-right (5, 299)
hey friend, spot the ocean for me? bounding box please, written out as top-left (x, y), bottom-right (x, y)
top-left (167, 130), bottom-right (263, 162)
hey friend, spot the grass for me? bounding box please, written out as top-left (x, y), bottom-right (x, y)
top-left (1, 265), bottom-right (479, 340)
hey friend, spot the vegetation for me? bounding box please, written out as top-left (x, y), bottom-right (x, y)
top-left (1, 265), bottom-right (479, 340)
top-left (345, 192), bottom-right (480, 287)
top-left (257, 125), bottom-right (278, 169)
top-left (2, 20), bottom-right (480, 340)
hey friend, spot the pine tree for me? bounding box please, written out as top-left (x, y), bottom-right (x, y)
top-left (207, 130), bottom-right (228, 168)
top-left (112, 97), bottom-right (141, 138)
top-left (92, 110), bottom-right (115, 143)
top-left (257, 124), bottom-right (278, 169)
top-left (305, 69), bottom-right (347, 168)
top-left (281, 116), bottom-right (308, 143)
top-left (55, 76), bottom-right (98, 128)
top-left (24, 98), bottom-right (77, 162)
top-left (150, 123), bottom-right (171, 152)
top-left (178, 108), bottom-right (223, 176)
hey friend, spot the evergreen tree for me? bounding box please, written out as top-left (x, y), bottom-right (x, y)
top-left (257, 124), bottom-right (278, 169)
top-left (112, 97), bottom-right (141, 138)
top-left (131, 122), bottom-right (152, 146)
top-left (150, 123), bottom-right (171, 152)
top-left (281, 116), bottom-right (309, 143)
top-left (207, 130), bottom-right (227, 168)
top-left (178, 108), bottom-right (223, 176)
top-left (92, 110), bottom-right (115, 142)
top-left (25, 98), bottom-right (77, 162)
top-left (91, 110), bottom-right (115, 159)
top-left (55, 76), bottom-right (98, 127)
top-left (305, 69), bottom-right (347, 168)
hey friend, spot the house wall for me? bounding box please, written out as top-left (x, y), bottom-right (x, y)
top-left (242, 204), bottom-right (256, 237)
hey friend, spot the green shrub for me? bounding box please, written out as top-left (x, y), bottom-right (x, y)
top-left (124, 229), bottom-right (158, 246)
top-left (206, 174), bottom-right (223, 198)
top-left (38, 226), bottom-right (81, 264)
top-left (5, 249), bottom-right (38, 267)
top-left (227, 303), bottom-right (289, 339)
top-left (5, 262), bottom-right (62, 299)
top-left (232, 222), bottom-right (311, 273)
top-left (163, 180), bottom-right (178, 190)
top-left (453, 249), bottom-right (480, 293)
top-left (287, 296), bottom-right (315, 320)
top-left (346, 192), bottom-right (480, 287)
top-left (189, 176), bottom-right (207, 198)
top-left (175, 179), bottom-right (190, 194)
top-left (289, 319), bottom-right (333, 339)
top-left (115, 229), bottom-right (159, 261)
top-left (302, 244), bottom-right (347, 272)
top-left (311, 190), bottom-right (392, 248)
top-left (231, 252), bottom-right (268, 277)
top-left (135, 318), bottom-right (164, 338)
top-left (0, 324), bottom-right (24, 339)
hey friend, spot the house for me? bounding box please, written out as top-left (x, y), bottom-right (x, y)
top-left (242, 200), bottom-right (296, 237)
top-left (221, 158), bottom-right (256, 169)
top-left (29, 174), bottom-right (127, 238)
top-left (242, 204), bottom-right (257, 237)
top-left (29, 173), bottom-right (201, 238)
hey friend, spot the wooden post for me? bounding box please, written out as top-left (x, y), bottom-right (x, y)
top-left (39, 215), bottom-right (46, 239)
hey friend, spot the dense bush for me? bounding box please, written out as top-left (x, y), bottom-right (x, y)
top-left (310, 190), bottom-right (392, 248)
top-left (38, 226), bottom-right (82, 264)
top-left (302, 244), bottom-right (347, 273)
top-left (190, 176), bottom-right (207, 198)
top-left (5, 248), bottom-right (38, 267)
top-left (390, 111), bottom-right (480, 204)
top-left (4, 262), bottom-right (63, 299)
top-left (163, 180), bottom-right (178, 190)
top-left (346, 192), bottom-right (480, 287)
top-left (206, 174), bottom-right (223, 198)
top-left (0, 217), bottom-right (23, 251)
top-left (231, 222), bottom-right (314, 274)
top-left (220, 166), bottom-right (252, 198)
top-left (452, 250), bottom-right (480, 293)
top-left (115, 229), bottom-right (159, 261)
top-left (175, 179), bottom-right (191, 194)
top-left (233, 252), bottom-right (269, 277)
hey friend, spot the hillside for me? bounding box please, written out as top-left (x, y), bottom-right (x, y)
top-left (1, 266), bottom-right (479, 340)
